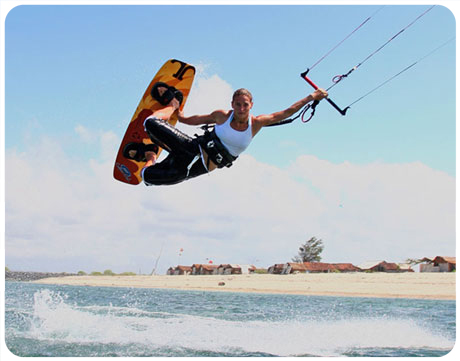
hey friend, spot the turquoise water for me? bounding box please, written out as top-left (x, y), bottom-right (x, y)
top-left (5, 281), bottom-right (455, 357)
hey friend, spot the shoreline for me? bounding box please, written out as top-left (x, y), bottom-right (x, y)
top-left (30, 272), bottom-right (456, 300)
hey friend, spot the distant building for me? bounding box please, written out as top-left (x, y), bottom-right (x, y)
top-left (330, 263), bottom-right (362, 273)
top-left (174, 265), bottom-right (192, 275)
top-left (283, 262), bottom-right (361, 274)
top-left (420, 256), bottom-right (456, 272)
top-left (358, 260), bottom-right (403, 273)
top-left (191, 264), bottom-right (204, 275)
top-left (268, 264), bottom-right (285, 274)
top-left (167, 264), bottom-right (258, 275)
top-left (283, 262), bottom-right (309, 274)
top-left (216, 264), bottom-right (231, 275)
top-left (200, 264), bottom-right (219, 275)
top-left (217, 264), bottom-right (256, 275)
top-left (358, 260), bottom-right (384, 272)
top-left (303, 262), bottom-right (337, 273)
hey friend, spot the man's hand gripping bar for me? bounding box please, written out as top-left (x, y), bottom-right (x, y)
top-left (300, 70), bottom-right (349, 116)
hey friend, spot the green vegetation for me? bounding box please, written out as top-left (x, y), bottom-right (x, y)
top-left (83, 270), bottom-right (137, 276)
top-left (253, 269), bottom-right (268, 274)
top-left (292, 237), bottom-right (324, 263)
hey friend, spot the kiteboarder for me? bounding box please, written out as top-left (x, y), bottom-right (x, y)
top-left (140, 85), bottom-right (328, 186)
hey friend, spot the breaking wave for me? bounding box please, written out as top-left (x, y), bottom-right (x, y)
top-left (14, 289), bottom-right (453, 357)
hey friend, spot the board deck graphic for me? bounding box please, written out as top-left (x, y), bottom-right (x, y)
top-left (113, 59), bottom-right (195, 185)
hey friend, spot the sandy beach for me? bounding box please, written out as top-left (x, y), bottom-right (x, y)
top-left (33, 272), bottom-right (455, 300)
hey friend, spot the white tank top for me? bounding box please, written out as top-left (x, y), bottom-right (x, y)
top-left (214, 112), bottom-right (253, 157)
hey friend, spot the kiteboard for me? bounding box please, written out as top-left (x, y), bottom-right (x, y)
top-left (113, 59), bottom-right (195, 185)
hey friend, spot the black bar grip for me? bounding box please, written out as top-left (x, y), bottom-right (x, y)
top-left (300, 71), bottom-right (349, 116)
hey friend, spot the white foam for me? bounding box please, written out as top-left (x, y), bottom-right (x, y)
top-left (27, 289), bottom-right (454, 356)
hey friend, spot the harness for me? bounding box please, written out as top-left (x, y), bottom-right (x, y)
top-left (197, 125), bottom-right (238, 169)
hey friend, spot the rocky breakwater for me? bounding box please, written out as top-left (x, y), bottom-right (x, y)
top-left (5, 271), bottom-right (76, 282)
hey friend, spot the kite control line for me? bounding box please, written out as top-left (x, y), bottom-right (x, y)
top-left (297, 5), bottom-right (436, 122)
top-left (328, 5), bottom-right (435, 91)
top-left (266, 5), bottom-right (448, 126)
top-left (345, 36), bottom-right (455, 110)
top-left (307, 6), bottom-right (385, 73)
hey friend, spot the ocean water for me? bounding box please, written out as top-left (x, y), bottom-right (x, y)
top-left (5, 281), bottom-right (456, 357)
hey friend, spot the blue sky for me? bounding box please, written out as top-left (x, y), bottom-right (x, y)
top-left (2, 2), bottom-right (457, 274)
top-left (5, 3), bottom-right (455, 173)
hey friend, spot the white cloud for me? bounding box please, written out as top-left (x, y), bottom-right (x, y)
top-left (175, 67), bottom-right (234, 137)
top-left (184, 74), bottom-right (233, 115)
top-left (99, 130), bottom-right (119, 161)
top-left (288, 156), bottom-right (455, 262)
top-left (75, 124), bottom-right (118, 161)
top-left (5, 133), bottom-right (455, 274)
